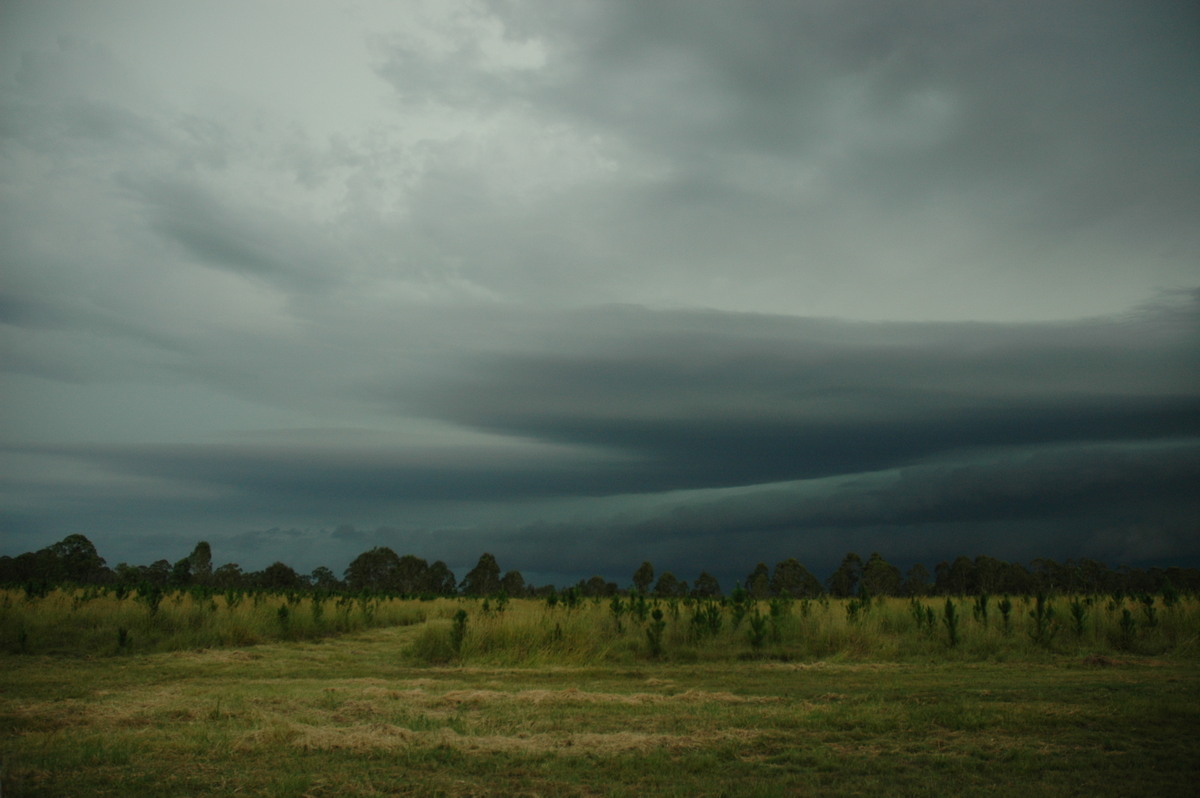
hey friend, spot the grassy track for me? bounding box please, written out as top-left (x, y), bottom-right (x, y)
top-left (3, 618), bottom-right (1198, 796)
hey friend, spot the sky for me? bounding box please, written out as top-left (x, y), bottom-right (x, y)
top-left (2, 0), bottom-right (1198, 588)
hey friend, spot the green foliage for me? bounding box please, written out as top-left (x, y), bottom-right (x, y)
top-left (826, 553), bottom-right (863, 598)
top-left (1117, 608), bottom-right (1136, 650)
top-left (689, 601), bottom-right (722, 639)
top-left (137, 584), bottom-right (164, 616)
top-left (747, 608), bottom-right (768, 650)
top-left (972, 593), bottom-right (990, 628)
top-left (645, 607), bottom-right (666, 657)
top-left (460, 554), bottom-right (503, 597)
top-left (729, 584), bottom-right (750, 630)
top-left (1161, 581), bottom-right (1180, 609)
top-left (846, 598), bottom-right (865, 624)
top-left (1141, 594), bottom-right (1159, 628)
top-left (609, 595), bottom-right (626, 633)
top-left (771, 558), bottom-right (823, 598)
top-left (1069, 598), bottom-right (1088, 637)
top-left (998, 595), bottom-right (1014, 635)
top-left (1028, 592), bottom-right (1059, 646)
top-left (451, 609), bottom-right (468, 654)
top-left (630, 592), bottom-right (648, 623)
top-left (632, 561), bottom-right (655, 595)
top-left (943, 599), bottom-right (960, 647)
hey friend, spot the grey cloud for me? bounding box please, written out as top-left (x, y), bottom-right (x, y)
top-left (480, 440), bottom-right (1200, 582)
top-left (397, 299), bottom-right (1200, 489)
top-left (125, 177), bottom-right (339, 291)
top-left (357, 0), bottom-right (1200, 318)
top-left (2, 1), bottom-right (1198, 582)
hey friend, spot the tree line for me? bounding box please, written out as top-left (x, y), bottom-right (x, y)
top-left (2, 534), bottom-right (1197, 598)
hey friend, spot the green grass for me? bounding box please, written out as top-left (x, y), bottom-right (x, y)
top-left (2, 592), bottom-right (1198, 795)
top-left (2, 623), bottom-right (1197, 796)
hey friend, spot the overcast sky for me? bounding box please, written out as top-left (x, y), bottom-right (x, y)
top-left (2, 0), bottom-right (1198, 587)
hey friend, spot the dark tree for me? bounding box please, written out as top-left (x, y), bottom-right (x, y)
top-left (653, 571), bottom-right (683, 598)
top-left (580, 575), bottom-right (614, 597)
top-left (860, 552), bottom-right (902, 597)
top-left (188, 541), bottom-right (213, 584)
top-left (48, 534), bottom-right (108, 584)
top-left (973, 555), bottom-right (1005, 595)
top-left (1076, 558), bottom-right (1109, 594)
top-left (212, 562), bottom-right (244, 589)
top-left (395, 554), bottom-right (430, 595)
top-left (427, 561), bottom-right (457, 595)
top-left (903, 563), bottom-right (931, 597)
top-left (745, 563), bottom-right (771, 599)
top-left (144, 559), bottom-right (171, 587)
top-left (771, 558), bottom-right (822, 598)
top-left (310, 566), bottom-right (341, 591)
top-left (170, 557), bottom-right (193, 587)
top-left (501, 570), bottom-right (526, 597)
top-left (1031, 558), bottom-right (1067, 593)
top-left (344, 547), bottom-right (401, 592)
top-left (827, 553), bottom-right (863, 598)
top-left (460, 553), bottom-right (502, 596)
top-left (947, 556), bottom-right (976, 595)
top-left (257, 561), bottom-right (304, 591)
top-left (691, 572), bottom-right (722, 598)
top-left (113, 562), bottom-right (142, 586)
top-left (632, 561), bottom-right (655, 594)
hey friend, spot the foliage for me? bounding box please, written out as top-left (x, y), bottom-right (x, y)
top-left (460, 554), bottom-right (502, 597)
top-left (827, 553), bottom-right (863, 598)
top-left (1029, 592), bottom-right (1059, 646)
top-left (632, 562), bottom-right (655, 595)
top-left (943, 599), bottom-right (960, 647)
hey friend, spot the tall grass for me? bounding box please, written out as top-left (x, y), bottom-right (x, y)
top-left (407, 592), bottom-right (1200, 666)
top-left (3, 587), bottom-right (1197, 662)
top-left (0, 586), bottom-right (426, 655)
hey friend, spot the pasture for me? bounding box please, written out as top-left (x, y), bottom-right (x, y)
top-left (2, 590), bottom-right (1198, 795)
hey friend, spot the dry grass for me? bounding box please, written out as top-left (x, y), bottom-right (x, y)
top-left (267, 723), bottom-right (762, 756)
top-left (3, 600), bottom-right (1199, 796)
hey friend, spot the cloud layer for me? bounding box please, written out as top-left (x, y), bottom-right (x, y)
top-left (2, 1), bottom-right (1198, 582)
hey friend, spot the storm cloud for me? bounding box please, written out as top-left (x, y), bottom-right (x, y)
top-left (2, 1), bottom-right (1197, 582)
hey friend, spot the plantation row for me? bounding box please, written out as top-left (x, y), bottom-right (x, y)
top-left (411, 587), bottom-right (1199, 665)
top-left (2, 582), bottom-right (1196, 661)
top-left (5, 534), bottom-right (1200, 601)
top-left (0, 585), bottom-right (427, 656)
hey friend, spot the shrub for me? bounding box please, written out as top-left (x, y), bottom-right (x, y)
top-left (646, 608), bottom-right (666, 658)
top-left (450, 609), bottom-right (468, 653)
top-left (943, 599), bottom-right (960, 648)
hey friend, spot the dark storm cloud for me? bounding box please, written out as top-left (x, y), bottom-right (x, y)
top-left (10, 295), bottom-right (1194, 572)
top-left (397, 298), bottom-right (1199, 491)
top-left (3, 1), bottom-right (1199, 580)
top-left (463, 440), bottom-right (1200, 584)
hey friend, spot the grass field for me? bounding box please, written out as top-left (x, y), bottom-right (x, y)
top-left (2, 592), bottom-right (1198, 795)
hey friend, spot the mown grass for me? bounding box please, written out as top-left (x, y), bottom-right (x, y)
top-left (2, 624), bottom-right (1198, 796)
top-left (2, 593), bottom-right (1197, 795)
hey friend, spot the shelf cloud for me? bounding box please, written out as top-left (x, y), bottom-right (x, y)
top-left (2, 1), bottom-right (1197, 583)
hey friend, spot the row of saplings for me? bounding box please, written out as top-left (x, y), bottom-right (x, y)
top-left (447, 583), bottom-right (1186, 659)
